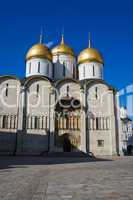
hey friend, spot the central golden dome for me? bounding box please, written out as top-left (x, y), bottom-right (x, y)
top-left (51, 35), bottom-right (75, 57)
top-left (26, 43), bottom-right (52, 61)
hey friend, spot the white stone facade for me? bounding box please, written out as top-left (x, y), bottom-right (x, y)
top-left (0, 75), bottom-right (123, 156)
top-left (0, 40), bottom-right (124, 156)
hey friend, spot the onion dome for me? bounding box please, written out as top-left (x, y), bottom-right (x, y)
top-left (26, 43), bottom-right (52, 61)
top-left (78, 35), bottom-right (104, 65)
top-left (51, 35), bottom-right (75, 57)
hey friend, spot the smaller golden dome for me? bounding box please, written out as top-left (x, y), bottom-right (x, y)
top-left (26, 43), bottom-right (52, 61)
top-left (51, 35), bottom-right (75, 57)
top-left (78, 48), bottom-right (104, 65)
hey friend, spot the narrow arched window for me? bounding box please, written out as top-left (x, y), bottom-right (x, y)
top-left (5, 83), bottom-right (9, 97)
top-left (66, 85), bottom-right (69, 97)
top-left (83, 66), bottom-right (85, 77)
top-left (37, 84), bottom-right (39, 93)
top-left (47, 63), bottom-right (49, 75)
top-left (52, 65), bottom-right (54, 79)
top-left (38, 62), bottom-right (40, 73)
top-left (95, 87), bottom-right (98, 99)
top-left (29, 63), bottom-right (31, 74)
top-left (93, 65), bottom-right (95, 76)
top-left (73, 64), bottom-right (75, 78)
top-left (63, 62), bottom-right (65, 76)
top-left (100, 68), bottom-right (102, 77)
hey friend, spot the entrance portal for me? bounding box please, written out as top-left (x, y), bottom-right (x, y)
top-left (55, 97), bottom-right (81, 152)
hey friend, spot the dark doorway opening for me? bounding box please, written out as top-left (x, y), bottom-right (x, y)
top-left (127, 145), bottom-right (133, 155)
top-left (63, 136), bottom-right (71, 152)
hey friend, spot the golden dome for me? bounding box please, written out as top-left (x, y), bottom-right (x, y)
top-left (78, 47), bottom-right (104, 65)
top-left (51, 35), bottom-right (75, 57)
top-left (26, 43), bottom-right (52, 61)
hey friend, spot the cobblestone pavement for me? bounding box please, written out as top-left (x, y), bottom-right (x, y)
top-left (0, 156), bottom-right (133, 200)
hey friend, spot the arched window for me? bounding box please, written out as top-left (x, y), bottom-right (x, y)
top-left (5, 83), bottom-right (9, 97)
top-left (47, 63), bottom-right (49, 75)
top-left (29, 63), bottom-right (31, 74)
top-left (95, 87), bottom-right (98, 99)
top-left (52, 65), bottom-right (54, 79)
top-left (38, 62), bottom-right (40, 73)
top-left (100, 68), bottom-right (102, 78)
top-left (63, 62), bottom-right (65, 76)
top-left (93, 65), bottom-right (95, 76)
top-left (73, 64), bottom-right (75, 78)
top-left (37, 84), bottom-right (39, 93)
top-left (66, 85), bottom-right (69, 97)
top-left (83, 66), bottom-right (85, 77)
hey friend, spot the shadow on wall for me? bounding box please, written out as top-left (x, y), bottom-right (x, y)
top-left (0, 131), bottom-right (48, 155)
top-left (0, 131), bottom-right (113, 171)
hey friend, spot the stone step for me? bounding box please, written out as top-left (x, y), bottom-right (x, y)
top-left (47, 152), bottom-right (90, 158)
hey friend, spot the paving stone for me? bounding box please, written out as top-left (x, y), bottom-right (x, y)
top-left (0, 156), bottom-right (133, 200)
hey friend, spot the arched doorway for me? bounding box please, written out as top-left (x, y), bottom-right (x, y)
top-left (62, 134), bottom-right (71, 152)
top-left (55, 97), bottom-right (81, 152)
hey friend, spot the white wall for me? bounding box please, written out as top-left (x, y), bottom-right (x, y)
top-left (26, 58), bottom-right (53, 79)
top-left (25, 78), bottom-right (51, 135)
top-left (0, 78), bottom-right (20, 114)
top-left (52, 54), bottom-right (76, 80)
top-left (0, 77), bottom-right (21, 132)
top-left (78, 62), bottom-right (103, 80)
top-left (86, 83), bottom-right (117, 155)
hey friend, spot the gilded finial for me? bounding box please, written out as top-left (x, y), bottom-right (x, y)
top-left (39, 27), bottom-right (44, 44)
top-left (61, 26), bottom-right (65, 44)
top-left (88, 32), bottom-right (91, 48)
top-left (61, 34), bottom-right (64, 44)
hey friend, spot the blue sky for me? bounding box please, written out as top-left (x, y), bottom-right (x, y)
top-left (0, 0), bottom-right (133, 93)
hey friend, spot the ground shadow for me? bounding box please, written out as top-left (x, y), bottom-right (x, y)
top-left (0, 154), bottom-right (113, 171)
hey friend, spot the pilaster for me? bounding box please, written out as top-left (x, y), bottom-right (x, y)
top-left (80, 85), bottom-right (87, 153)
top-left (49, 87), bottom-right (56, 152)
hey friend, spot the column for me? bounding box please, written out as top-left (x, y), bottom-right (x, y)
top-left (64, 117), bottom-right (66, 130)
top-left (27, 115), bottom-right (30, 129)
top-left (7, 115), bottom-right (10, 129)
top-left (32, 116), bottom-right (35, 130)
top-left (93, 118), bottom-right (96, 130)
top-left (103, 117), bottom-right (106, 130)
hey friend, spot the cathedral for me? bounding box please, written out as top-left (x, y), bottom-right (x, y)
top-left (0, 33), bottom-right (123, 156)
